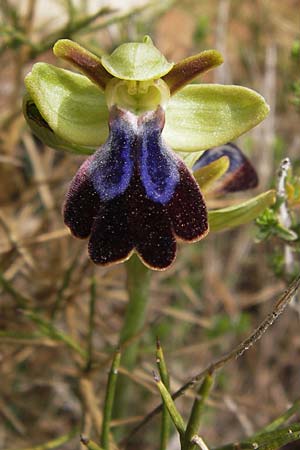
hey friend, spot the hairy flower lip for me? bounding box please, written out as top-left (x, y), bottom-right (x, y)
top-left (63, 105), bottom-right (208, 270)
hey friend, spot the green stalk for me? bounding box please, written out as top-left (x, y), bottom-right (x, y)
top-left (101, 349), bottom-right (121, 449)
top-left (156, 339), bottom-right (171, 450)
top-left (184, 374), bottom-right (213, 450)
top-left (113, 254), bottom-right (151, 420)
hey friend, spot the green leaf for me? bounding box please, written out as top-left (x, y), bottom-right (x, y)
top-left (214, 423), bottom-right (300, 450)
top-left (23, 94), bottom-right (95, 155)
top-left (163, 84), bottom-right (270, 152)
top-left (24, 311), bottom-right (87, 358)
top-left (2, 429), bottom-right (79, 450)
top-left (193, 155), bottom-right (230, 192)
top-left (154, 374), bottom-right (185, 438)
top-left (254, 400), bottom-right (300, 436)
top-left (25, 62), bottom-right (109, 146)
top-left (101, 37), bottom-right (174, 81)
top-left (208, 190), bottom-right (276, 232)
top-left (275, 224), bottom-right (298, 241)
top-left (255, 207), bottom-right (298, 242)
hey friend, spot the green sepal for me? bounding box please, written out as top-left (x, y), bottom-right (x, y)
top-left (163, 84), bottom-right (270, 152)
top-left (193, 155), bottom-right (230, 192)
top-left (208, 190), bottom-right (276, 232)
top-left (23, 93), bottom-right (95, 155)
top-left (53, 39), bottom-right (113, 90)
top-left (163, 49), bottom-right (223, 94)
top-left (101, 36), bottom-right (174, 81)
top-left (24, 62), bottom-right (109, 146)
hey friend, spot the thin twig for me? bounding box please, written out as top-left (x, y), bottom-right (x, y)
top-left (276, 158), bottom-right (299, 312)
top-left (85, 276), bottom-right (97, 372)
top-left (191, 436), bottom-right (211, 450)
top-left (121, 274), bottom-right (300, 447)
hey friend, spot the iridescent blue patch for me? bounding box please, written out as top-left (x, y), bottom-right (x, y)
top-left (90, 108), bottom-right (135, 201)
top-left (139, 109), bottom-right (179, 204)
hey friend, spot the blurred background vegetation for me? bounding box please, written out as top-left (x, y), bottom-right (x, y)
top-left (0, 0), bottom-right (300, 449)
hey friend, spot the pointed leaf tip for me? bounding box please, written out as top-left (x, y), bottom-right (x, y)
top-left (208, 190), bottom-right (276, 232)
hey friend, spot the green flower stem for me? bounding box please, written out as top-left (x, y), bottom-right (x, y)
top-left (183, 374), bottom-right (213, 450)
top-left (156, 339), bottom-right (171, 450)
top-left (113, 254), bottom-right (151, 419)
top-left (101, 349), bottom-right (121, 450)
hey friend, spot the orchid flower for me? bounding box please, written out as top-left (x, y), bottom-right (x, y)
top-left (23, 36), bottom-right (270, 270)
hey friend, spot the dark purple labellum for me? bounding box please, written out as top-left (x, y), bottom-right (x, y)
top-left (193, 142), bottom-right (259, 194)
top-left (63, 106), bottom-right (208, 270)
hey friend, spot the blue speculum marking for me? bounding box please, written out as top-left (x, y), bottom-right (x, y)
top-left (139, 125), bottom-right (180, 204)
top-left (90, 115), bottom-right (135, 201)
